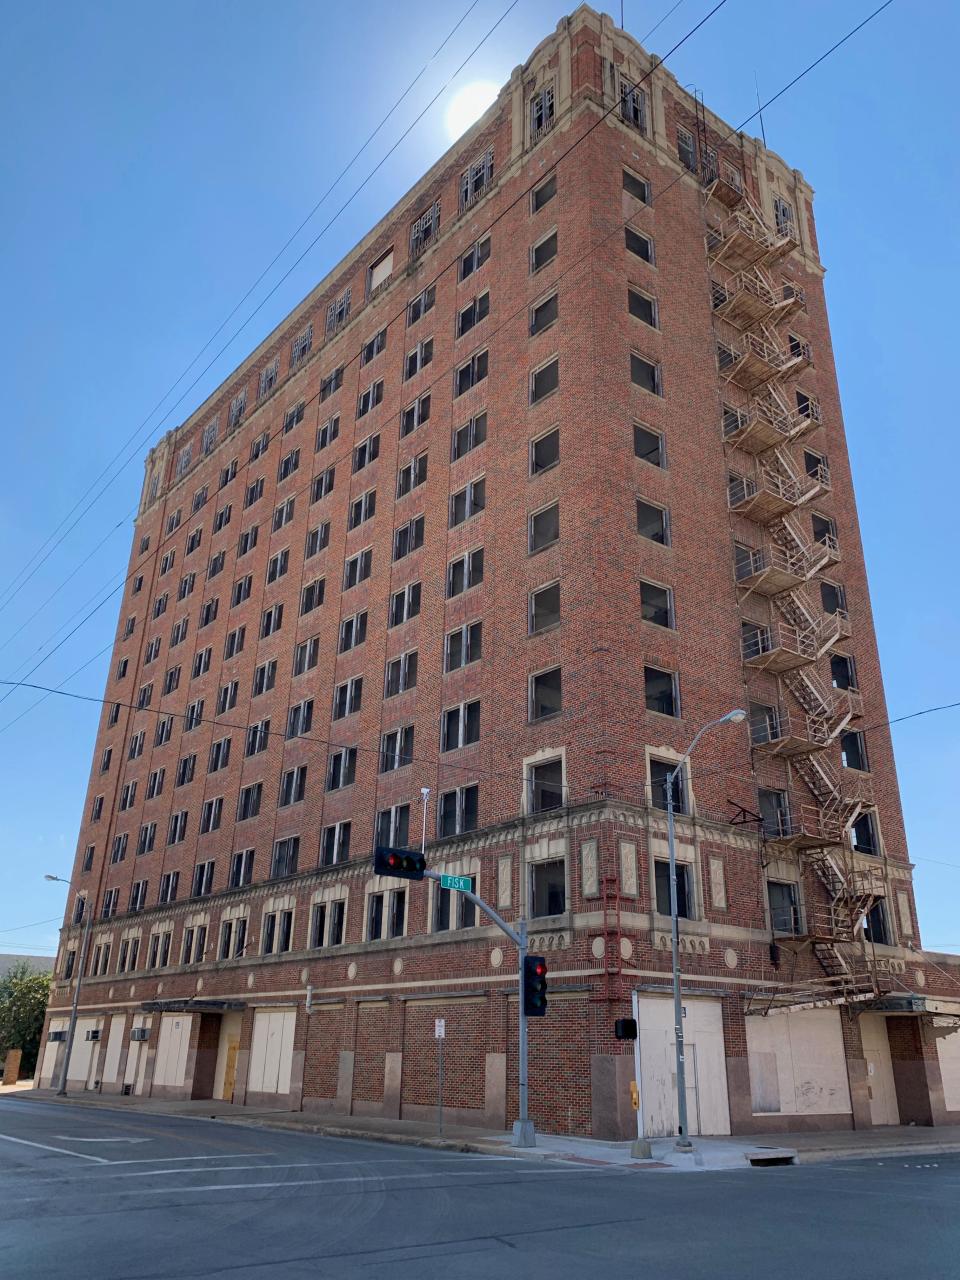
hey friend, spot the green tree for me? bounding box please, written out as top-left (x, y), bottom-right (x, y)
top-left (0, 962), bottom-right (52, 1077)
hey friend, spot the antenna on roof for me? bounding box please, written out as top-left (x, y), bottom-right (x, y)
top-left (754, 71), bottom-right (767, 146)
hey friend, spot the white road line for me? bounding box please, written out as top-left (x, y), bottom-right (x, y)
top-left (0, 1132), bottom-right (110, 1164)
top-left (54, 1135), bottom-right (151, 1144)
top-left (112, 1158), bottom-right (517, 1178)
top-left (103, 1153), bottom-right (265, 1166)
top-left (136, 1168), bottom-right (589, 1194)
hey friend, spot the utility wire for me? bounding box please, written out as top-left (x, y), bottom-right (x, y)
top-left (0, 0), bottom-right (518, 623)
top-left (0, 916), bottom-right (62, 934)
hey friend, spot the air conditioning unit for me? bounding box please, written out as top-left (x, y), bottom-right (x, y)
top-left (85, 1028), bottom-right (101, 1042)
top-left (130, 1028), bottom-right (149, 1042)
top-left (48, 1030), bottom-right (66, 1042)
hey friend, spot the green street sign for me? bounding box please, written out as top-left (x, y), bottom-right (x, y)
top-left (440, 873), bottom-right (472, 893)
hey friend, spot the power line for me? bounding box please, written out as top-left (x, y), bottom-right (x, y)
top-left (0, 916), bottom-right (62, 934)
top-left (0, 1), bottom-right (731, 719)
top-left (0, 0), bottom-right (519, 625)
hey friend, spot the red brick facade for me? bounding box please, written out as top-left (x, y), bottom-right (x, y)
top-left (41, 6), bottom-right (960, 1137)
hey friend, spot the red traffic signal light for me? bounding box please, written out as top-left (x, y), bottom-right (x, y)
top-left (374, 846), bottom-right (426, 880)
top-left (522, 954), bottom-right (548, 1017)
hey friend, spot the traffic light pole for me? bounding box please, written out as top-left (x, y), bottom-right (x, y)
top-left (421, 872), bottom-right (535, 1148)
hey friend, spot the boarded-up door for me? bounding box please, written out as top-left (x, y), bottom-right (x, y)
top-left (124, 1016), bottom-right (152, 1095)
top-left (935, 1026), bottom-right (960, 1112)
top-left (746, 1008), bottom-right (851, 1118)
top-left (66, 1018), bottom-right (100, 1086)
top-left (214, 1011), bottom-right (243, 1102)
top-left (636, 995), bottom-right (730, 1136)
top-left (153, 1014), bottom-right (192, 1089)
top-left (860, 1013), bottom-right (900, 1126)
top-left (248, 1008), bottom-right (296, 1095)
top-left (102, 1015), bottom-right (125, 1086)
top-left (40, 1019), bottom-right (67, 1086)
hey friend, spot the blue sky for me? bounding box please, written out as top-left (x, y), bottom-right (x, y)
top-left (2, 0), bottom-right (958, 959)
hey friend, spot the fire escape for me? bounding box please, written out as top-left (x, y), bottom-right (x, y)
top-left (703, 171), bottom-right (889, 1010)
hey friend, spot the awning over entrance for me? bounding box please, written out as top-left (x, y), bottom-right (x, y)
top-left (870, 993), bottom-right (960, 1023)
top-left (140, 998), bottom-right (247, 1013)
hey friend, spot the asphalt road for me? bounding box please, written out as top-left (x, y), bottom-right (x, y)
top-left (1, 1098), bottom-right (958, 1279)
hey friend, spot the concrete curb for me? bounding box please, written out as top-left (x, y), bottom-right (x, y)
top-left (215, 1114), bottom-right (532, 1159)
top-left (794, 1140), bottom-right (960, 1165)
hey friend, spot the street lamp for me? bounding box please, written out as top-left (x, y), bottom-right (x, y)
top-left (45, 874), bottom-right (92, 1098)
top-left (663, 709), bottom-right (746, 1151)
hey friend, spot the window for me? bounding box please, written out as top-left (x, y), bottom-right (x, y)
top-left (458, 293), bottom-right (489, 337)
top-left (212, 504), bottom-right (232, 533)
top-left (404, 339), bottom-right (433, 380)
top-left (353, 434), bottom-right (380, 472)
top-left (407, 283), bottom-right (436, 326)
top-left (375, 804), bottom-right (411, 853)
top-left (91, 795), bottom-right (105, 822)
top-left (177, 572), bottom-right (196, 601)
top-left (357, 379), bottom-right (384, 418)
top-left (529, 503), bottom-right (559, 553)
top-left (252, 660), bottom-right (277, 697)
top-left (367, 889), bottom-right (406, 942)
top-left (634, 423), bottom-right (665, 467)
top-left (279, 765), bottom-right (307, 807)
top-left (433, 875), bottom-right (477, 932)
top-left (199, 798), bottom-right (224, 839)
top-left (186, 527), bottom-right (202, 556)
top-left (401, 393), bottom-right (430, 438)
top-left (245, 718), bottom-right (270, 757)
top-left (811, 512), bottom-right (836, 547)
top-left (619, 79), bottom-right (646, 132)
top-left (219, 917), bottom-right (247, 960)
top-left (831, 653), bottom-right (858, 691)
top-left (631, 353), bottom-right (662, 396)
top-left (139, 535), bottom-right (150, 554)
top-left (527, 857), bottom-right (565, 918)
top-left (191, 486), bottom-right (208, 515)
top-left (450, 478), bottom-right (485, 527)
top-left (229, 849), bottom-right (255, 889)
top-left (797, 390), bottom-right (819, 422)
top-left (344, 548), bottom-right (373, 588)
top-left (529, 84), bottom-right (554, 139)
top-left (175, 753), bottom-right (196, 787)
top-left (320, 366), bottom-right (344, 402)
top-left (333, 676), bottom-right (363, 720)
top-left (270, 836), bottom-right (300, 880)
top-left (532, 172), bottom-right (556, 212)
top-left (636, 499), bottom-right (669, 545)
top-left (192, 855), bottom-right (216, 898)
top-left (361, 328), bottom-right (386, 366)
top-left (311, 467), bottom-right (335, 503)
top-left (219, 458), bottom-right (238, 489)
top-left (529, 581), bottom-right (560, 634)
top-left (821, 580), bottom-right (846, 615)
top-left (460, 147), bottom-right (493, 209)
top-left (338, 612), bottom-right (367, 653)
top-left (321, 822), bottom-right (351, 867)
top-left (119, 781), bottom-right (137, 812)
top-left (640, 579), bottom-right (674, 628)
top-left (530, 356), bottom-right (560, 405)
top-left (645, 666), bottom-right (678, 716)
top-left (306, 521), bottom-right (330, 559)
top-left (396, 453), bottom-right (427, 499)
top-left (208, 553), bottom-right (226, 582)
top-left (841, 731), bottom-right (869, 772)
top-left (379, 725), bottom-right (414, 772)
top-left (531, 231), bottom-right (557, 273)
top-left (385, 650), bottom-right (418, 697)
top-left (217, 681), bottom-right (239, 714)
top-left (326, 286), bottom-right (351, 335)
top-left (159, 550), bottom-right (175, 576)
top-left (441, 700), bottom-right (480, 751)
top-left (460, 236), bottom-right (490, 281)
top-left (128, 730), bottom-right (145, 759)
top-left (170, 618), bottom-right (188, 648)
top-left (625, 227), bottom-right (654, 263)
top-left (199, 598), bottom-right (218, 629)
top-left (175, 444), bottom-right (192, 480)
top-left (132, 574), bottom-right (144, 596)
top-left (146, 770), bottom-right (164, 800)
top-left (445, 621), bottom-right (482, 671)
top-left (677, 126), bottom-right (696, 173)
top-left (447, 547), bottom-right (484, 597)
top-left (294, 634), bottom-right (321, 673)
top-left (182, 925), bottom-right (208, 966)
top-left (367, 249), bottom-right (393, 298)
top-left (452, 412), bottom-right (487, 460)
top-left (278, 448), bottom-right (300, 482)
top-left (316, 415), bottom-right (339, 452)
top-left (389, 581), bottom-right (421, 627)
top-left (774, 195), bottom-right (795, 238)
top-left (286, 699), bottom-right (314, 739)
top-left (851, 811), bottom-right (879, 856)
top-left (166, 509), bottom-right (182, 536)
top-left (455, 350), bottom-right (488, 396)
top-left (348, 489), bottom-right (376, 531)
top-left (622, 169), bottom-right (651, 203)
top-left (528, 429), bottom-right (560, 478)
top-left (192, 648), bottom-right (211, 679)
top-left (260, 603), bottom-right (283, 637)
top-left (650, 758), bottom-right (685, 813)
top-left (208, 737), bottom-right (231, 773)
top-left (167, 810), bottom-right (188, 845)
top-left (300, 577), bottom-right (325, 615)
top-left (152, 594), bottom-right (168, 620)
top-left (238, 526), bottom-right (258, 557)
top-left (628, 287), bottom-right (658, 328)
top-left (100, 746), bottom-right (113, 773)
top-left (237, 783), bottom-right (262, 822)
top-left (136, 822), bottom-right (156, 857)
top-left (158, 871), bottom-right (179, 904)
top-left (393, 516), bottom-right (424, 561)
top-left (111, 833), bottom-right (128, 863)
top-left (250, 431), bottom-right (269, 461)
top-left (655, 860), bottom-right (691, 917)
top-left (262, 908), bottom-right (294, 955)
top-left (290, 322), bottom-right (313, 366)
top-left (184, 699), bottom-right (204, 732)
top-left (229, 575), bottom-right (251, 609)
top-left (530, 667), bottom-right (561, 721)
top-left (82, 844), bottom-right (95, 871)
top-left (410, 200), bottom-right (440, 258)
top-left (529, 292), bottom-right (558, 337)
top-left (116, 658), bottom-right (129, 680)
top-left (862, 900), bottom-right (891, 946)
top-left (326, 747), bottom-right (357, 791)
top-left (224, 626), bottom-right (245, 661)
top-left (438, 785), bottom-right (479, 837)
top-left (804, 448), bottom-right (828, 482)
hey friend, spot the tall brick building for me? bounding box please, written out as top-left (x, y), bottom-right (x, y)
top-left (39, 6), bottom-right (960, 1136)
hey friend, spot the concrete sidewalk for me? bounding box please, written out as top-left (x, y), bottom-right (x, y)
top-left (13, 1088), bottom-right (960, 1171)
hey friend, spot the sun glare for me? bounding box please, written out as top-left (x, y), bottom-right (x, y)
top-left (445, 80), bottom-right (499, 140)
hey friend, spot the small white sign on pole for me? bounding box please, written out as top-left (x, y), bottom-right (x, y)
top-left (434, 1017), bottom-right (446, 1040)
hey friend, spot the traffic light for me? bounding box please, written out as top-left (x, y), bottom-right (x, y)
top-left (374, 846), bottom-right (426, 880)
top-left (522, 955), bottom-right (548, 1017)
